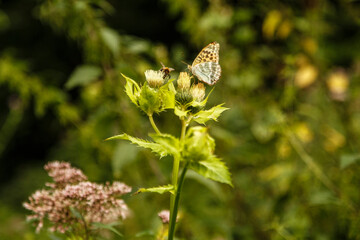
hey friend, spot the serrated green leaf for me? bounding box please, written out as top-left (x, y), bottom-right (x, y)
top-left (92, 222), bottom-right (123, 237)
top-left (188, 157), bottom-right (233, 186)
top-left (150, 133), bottom-right (180, 158)
top-left (183, 126), bottom-right (215, 162)
top-left (174, 106), bottom-right (189, 118)
top-left (106, 134), bottom-right (171, 158)
top-left (160, 87), bottom-right (175, 109)
top-left (65, 65), bottom-right (102, 89)
top-left (122, 73), bottom-right (140, 106)
top-left (340, 154), bottom-right (360, 169)
top-left (138, 83), bottom-right (162, 115)
top-left (167, 81), bottom-right (177, 94)
top-left (193, 104), bottom-right (229, 124)
top-left (136, 184), bottom-right (175, 195)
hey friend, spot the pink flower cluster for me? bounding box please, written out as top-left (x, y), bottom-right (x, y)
top-left (23, 161), bottom-right (132, 233)
top-left (158, 210), bottom-right (171, 224)
top-left (44, 161), bottom-right (87, 188)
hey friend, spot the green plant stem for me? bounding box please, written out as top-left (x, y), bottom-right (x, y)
top-left (169, 118), bottom-right (188, 240)
top-left (170, 155), bottom-right (180, 212)
top-left (149, 114), bottom-right (161, 134)
top-left (168, 163), bottom-right (189, 240)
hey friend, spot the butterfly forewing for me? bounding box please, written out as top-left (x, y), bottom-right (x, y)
top-left (192, 42), bottom-right (220, 66)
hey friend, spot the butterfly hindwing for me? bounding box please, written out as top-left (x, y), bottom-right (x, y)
top-left (192, 62), bottom-right (221, 85)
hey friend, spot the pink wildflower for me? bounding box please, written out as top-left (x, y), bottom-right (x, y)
top-left (23, 161), bottom-right (131, 233)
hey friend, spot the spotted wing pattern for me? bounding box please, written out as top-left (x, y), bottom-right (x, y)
top-left (191, 42), bottom-right (221, 85)
top-left (192, 42), bottom-right (220, 66)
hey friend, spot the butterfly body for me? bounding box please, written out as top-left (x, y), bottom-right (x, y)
top-left (190, 42), bottom-right (221, 85)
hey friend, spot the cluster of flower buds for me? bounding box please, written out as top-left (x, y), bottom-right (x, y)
top-left (124, 64), bottom-right (209, 118)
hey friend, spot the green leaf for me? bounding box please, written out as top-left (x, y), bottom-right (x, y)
top-left (150, 133), bottom-right (180, 158)
top-left (92, 222), bottom-right (123, 237)
top-left (188, 157), bottom-right (233, 186)
top-left (138, 83), bottom-right (163, 115)
top-left (159, 81), bottom-right (176, 109)
top-left (174, 106), bottom-right (189, 118)
top-left (122, 73), bottom-right (140, 106)
top-left (136, 184), bottom-right (175, 195)
top-left (100, 28), bottom-right (120, 56)
top-left (193, 104), bottom-right (229, 124)
top-left (106, 133), bottom-right (172, 158)
top-left (65, 65), bottom-right (102, 89)
top-left (183, 126), bottom-right (215, 162)
top-left (340, 154), bottom-right (360, 169)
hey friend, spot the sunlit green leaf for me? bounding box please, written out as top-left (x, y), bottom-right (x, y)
top-left (188, 156), bottom-right (232, 186)
top-left (160, 81), bottom-right (176, 109)
top-left (122, 73), bottom-right (140, 106)
top-left (106, 134), bottom-right (172, 158)
top-left (136, 184), bottom-right (175, 195)
top-left (150, 133), bottom-right (180, 158)
top-left (65, 65), bottom-right (102, 89)
top-left (183, 126), bottom-right (215, 162)
top-left (138, 83), bottom-right (163, 115)
top-left (174, 107), bottom-right (188, 118)
top-left (193, 104), bottom-right (229, 124)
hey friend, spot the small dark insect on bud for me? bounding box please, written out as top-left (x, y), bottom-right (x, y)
top-left (160, 62), bottom-right (175, 80)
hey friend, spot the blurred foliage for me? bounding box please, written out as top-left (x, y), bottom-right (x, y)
top-left (1, 0), bottom-right (360, 239)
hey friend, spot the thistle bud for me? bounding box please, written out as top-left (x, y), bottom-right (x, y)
top-left (177, 72), bottom-right (191, 91)
top-left (190, 83), bottom-right (206, 102)
top-left (144, 70), bottom-right (165, 88)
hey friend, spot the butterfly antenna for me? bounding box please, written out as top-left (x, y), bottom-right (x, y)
top-left (181, 60), bottom-right (190, 66)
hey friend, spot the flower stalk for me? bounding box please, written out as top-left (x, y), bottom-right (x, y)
top-left (168, 162), bottom-right (189, 240)
top-left (149, 114), bottom-right (161, 134)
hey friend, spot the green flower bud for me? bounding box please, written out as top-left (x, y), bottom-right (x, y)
top-left (145, 70), bottom-right (165, 88)
top-left (177, 72), bottom-right (191, 91)
top-left (138, 84), bottom-right (162, 115)
top-left (190, 83), bottom-right (205, 102)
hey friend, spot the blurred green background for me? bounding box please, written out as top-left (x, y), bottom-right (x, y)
top-left (1, 0), bottom-right (360, 239)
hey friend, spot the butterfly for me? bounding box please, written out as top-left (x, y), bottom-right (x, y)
top-left (189, 42), bottom-right (221, 85)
